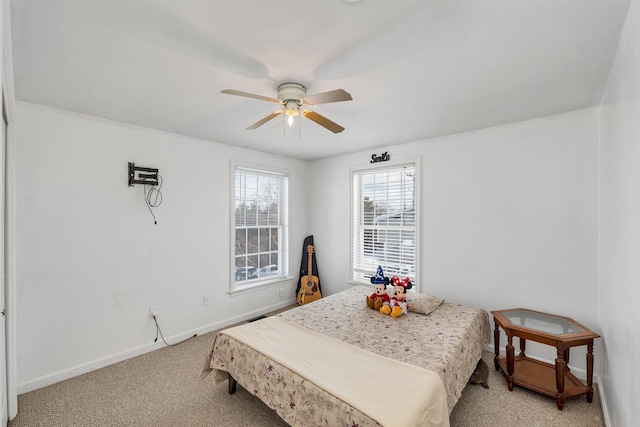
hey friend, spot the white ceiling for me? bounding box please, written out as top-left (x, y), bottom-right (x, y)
top-left (9, 0), bottom-right (631, 160)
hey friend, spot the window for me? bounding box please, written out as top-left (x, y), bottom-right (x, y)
top-left (232, 166), bottom-right (288, 292)
top-left (352, 162), bottom-right (418, 287)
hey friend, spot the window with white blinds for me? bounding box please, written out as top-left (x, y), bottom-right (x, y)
top-left (232, 166), bottom-right (288, 292)
top-left (352, 163), bottom-right (417, 285)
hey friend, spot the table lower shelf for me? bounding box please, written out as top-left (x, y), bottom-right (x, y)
top-left (497, 355), bottom-right (589, 399)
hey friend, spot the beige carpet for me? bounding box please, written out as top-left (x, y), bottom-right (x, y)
top-left (9, 316), bottom-right (605, 427)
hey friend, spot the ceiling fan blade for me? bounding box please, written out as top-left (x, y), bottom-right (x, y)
top-left (247, 110), bottom-right (284, 130)
top-left (302, 89), bottom-right (352, 105)
top-left (302, 110), bottom-right (345, 133)
top-left (222, 89), bottom-right (282, 104)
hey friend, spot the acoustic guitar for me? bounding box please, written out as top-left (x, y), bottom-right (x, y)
top-left (296, 244), bottom-right (322, 305)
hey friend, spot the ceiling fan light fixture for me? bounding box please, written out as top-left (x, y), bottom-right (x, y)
top-left (284, 100), bottom-right (300, 116)
top-left (284, 100), bottom-right (300, 128)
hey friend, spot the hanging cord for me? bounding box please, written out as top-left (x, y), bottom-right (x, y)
top-left (143, 175), bottom-right (163, 224)
top-left (152, 314), bottom-right (197, 347)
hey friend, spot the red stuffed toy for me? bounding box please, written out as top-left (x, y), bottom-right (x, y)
top-left (380, 276), bottom-right (413, 318)
top-left (366, 265), bottom-right (391, 311)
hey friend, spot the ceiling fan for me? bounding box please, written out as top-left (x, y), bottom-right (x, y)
top-left (221, 83), bottom-right (352, 133)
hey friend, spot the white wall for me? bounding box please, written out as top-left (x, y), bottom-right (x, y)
top-left (310, 109), bottom-right (600, 373)
top-left (598, 0), bottom-right (640, 424)
top-left (13, 99), bottom-right (604, 398)
top-left (14, 102), bottom-right (309, 392)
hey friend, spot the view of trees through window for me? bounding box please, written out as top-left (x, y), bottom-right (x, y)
top-left (234, 169), bottom-right (285, 283)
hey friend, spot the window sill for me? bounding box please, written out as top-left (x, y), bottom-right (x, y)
top-left (348, 280), bottom-right (369, 287)
top-left (348, 280), bottom-right (421, 292)
top-left (228, 277), bottom-right (295, 297)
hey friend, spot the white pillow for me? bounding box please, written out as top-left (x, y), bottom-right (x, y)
top-left (406, 293), bottom-right (444, 315)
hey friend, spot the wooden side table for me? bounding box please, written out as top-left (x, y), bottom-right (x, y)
top-left (491, 308), bottom-right (600, 410)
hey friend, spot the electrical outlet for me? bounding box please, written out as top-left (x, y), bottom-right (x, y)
top-left (149, 306), bottom-right (159, 317)
top-left (279, 288), bottom-right (284, 297)
top-left (203, 294), bottom-right (211, 306)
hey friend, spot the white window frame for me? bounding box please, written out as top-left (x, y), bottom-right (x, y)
top-left (230, 162), bottom-right (289, 295)
top-left (350, 157), bottom-right (420, 291)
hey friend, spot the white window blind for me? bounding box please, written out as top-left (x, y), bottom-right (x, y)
top-left (352, 163), bottom-right (417, 285)
top-left (233, 167), bottom-right (287, 290)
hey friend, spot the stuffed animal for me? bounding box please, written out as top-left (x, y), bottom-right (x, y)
top-left (380, 276), bottom-right (413, 317)
top-left (366, 265), bottom-right (390, 310)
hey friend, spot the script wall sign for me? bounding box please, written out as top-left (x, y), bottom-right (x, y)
top-left (370, 152), bottom-right (390, 163)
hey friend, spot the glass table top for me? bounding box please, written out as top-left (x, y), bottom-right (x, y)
top-left (502, 309), bottom-right (584, 336)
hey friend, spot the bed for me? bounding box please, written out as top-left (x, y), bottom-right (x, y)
top-left (202, 285), bottom-right (490, 426)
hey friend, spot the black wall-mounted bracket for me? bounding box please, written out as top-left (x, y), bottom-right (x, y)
top-left (128, 162), bottom-right (159, 186)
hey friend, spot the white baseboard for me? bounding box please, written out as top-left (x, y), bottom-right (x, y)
top-left (596, 374), bottom-right (611, 427)
top-left (1, 399), bottom-right (7, 426)
top-left (17, 298), bottom-right (297, 394)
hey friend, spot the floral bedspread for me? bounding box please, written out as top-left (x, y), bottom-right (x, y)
top-left (204, 286), bottom-right (490, 426)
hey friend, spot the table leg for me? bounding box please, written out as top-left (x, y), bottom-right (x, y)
top-left (506, 334), bottom-right (514, 391)
top-left (555, 348), bottom-right (566, 410)
top-left (586, 342), bottom-right (594, 403)
top-left (493, 319), bottom-right (501, 371)
top-left (519, 337), bottom-right (526, 357)
top-left (564, 348), bottom-right (571, 372)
